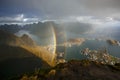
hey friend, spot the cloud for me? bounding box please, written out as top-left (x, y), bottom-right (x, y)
top-left (33, 0), bottom-right (120, 19)
top-left (1, 0), bottom-right (120, 25)
top-left (76, 16), bottom-right (120, 25)
top-left (0, 14), bottom-right (39, 24)
top-left (1, 0), bottom-right (120, 18)
top-left (79, 0), bottom-right (120, 18)
top-left (0, 0), bottom-right (120, 26)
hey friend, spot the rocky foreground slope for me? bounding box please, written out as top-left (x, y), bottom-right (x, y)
top-left (16, 60), bottom-right (120, 80)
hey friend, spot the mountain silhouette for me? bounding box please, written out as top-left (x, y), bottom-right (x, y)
top-left (0, 30), bottom-right (50, 79)
top-left (21, 34), bottom-right (36, 46)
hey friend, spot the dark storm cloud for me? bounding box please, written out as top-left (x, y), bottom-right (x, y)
top-left (30, 0), bottom-right (120, 18)
top-left (0, 0), bottom-right (45, 17)
top-left (0, 0), bottom-right (120, 21)
top-left (80, 0), bottom-right (120, 17)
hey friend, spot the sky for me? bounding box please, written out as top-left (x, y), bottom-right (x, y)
top-left (0, 0), bottom-right (120, 24)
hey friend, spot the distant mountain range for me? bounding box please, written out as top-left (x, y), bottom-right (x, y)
top-left (0, 30), bottom-right (35, 46)
top-left (0, 21), bottom-right (93, 45)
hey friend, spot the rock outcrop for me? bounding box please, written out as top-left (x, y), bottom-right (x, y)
top-left (107, 39), bottom-right (120, 46)
top-left (19, 60), bottom-right (120, 80)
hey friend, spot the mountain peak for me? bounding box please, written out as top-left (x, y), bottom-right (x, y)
top-left (21, 34), bottom-right (36, 46)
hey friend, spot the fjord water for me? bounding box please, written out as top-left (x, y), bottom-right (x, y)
top-left (63, 40), bottom-right (120, 60)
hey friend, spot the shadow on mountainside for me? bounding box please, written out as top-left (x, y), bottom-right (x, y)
top-left (0, 44), bottom-right (50, 80)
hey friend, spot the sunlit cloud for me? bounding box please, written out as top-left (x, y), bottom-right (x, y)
top-left (23, 18), bottom-right (28, 22)
top-left (67, 16), bottom-right (120, 26)
top-left (14, 14), bottom-right (24, 21)
top-left (0, 14), bottom-right (40, 24)
top-left (0, 13), bottom-right (120, 26)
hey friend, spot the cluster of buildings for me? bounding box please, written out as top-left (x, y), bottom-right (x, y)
top-left (81, 48), bottom-right (120, 65)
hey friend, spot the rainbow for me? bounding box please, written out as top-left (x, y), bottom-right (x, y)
top-left (50, 24), bottom-right (57, 63)
top-left (50, 23), bottom-right (67, 64)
